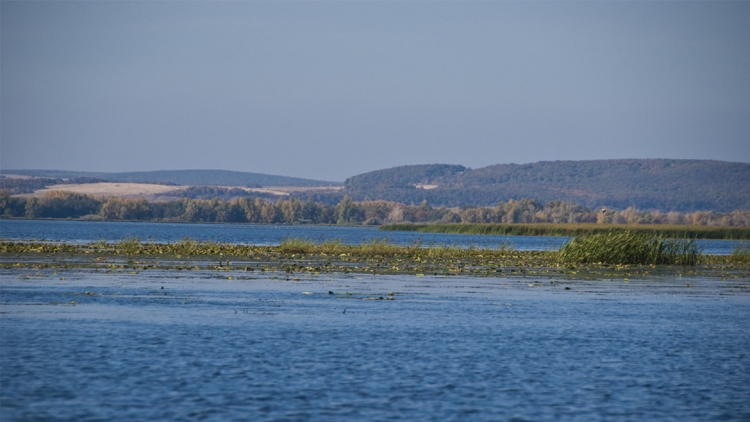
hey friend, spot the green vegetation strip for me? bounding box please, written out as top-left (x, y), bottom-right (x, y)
top-left (380, 223), bottom-right (750, 240)
top-left (560, 231), bottom-right (699, 266)
top-left (2, 234), bottom-right (749, 280)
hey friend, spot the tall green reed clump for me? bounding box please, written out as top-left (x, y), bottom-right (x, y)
top-left (559, 230), bottom-right (698, 266)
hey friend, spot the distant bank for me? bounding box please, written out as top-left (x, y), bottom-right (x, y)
top-left (380, 223), bottom-right (750, 240)
top-left (3, 158), bottom-right (749, 212)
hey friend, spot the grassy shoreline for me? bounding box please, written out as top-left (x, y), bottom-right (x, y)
top-left (380, 223), bottom-right (750, 240)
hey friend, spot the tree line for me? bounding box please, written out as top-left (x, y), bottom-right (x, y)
top-left (1, 190), bottom-right (749, 227)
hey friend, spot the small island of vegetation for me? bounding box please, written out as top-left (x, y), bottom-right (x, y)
top-left (3, 232), bottom-right (749, 282)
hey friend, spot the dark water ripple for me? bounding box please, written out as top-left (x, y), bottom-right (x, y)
top-left (2, 270), bottom-right (749, 421)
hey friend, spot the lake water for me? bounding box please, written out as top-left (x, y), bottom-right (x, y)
top-left (2, 268), bottom-right (749, 421)
top-left (0, 219), bottom-right (745, 254)
top-left (2, 220), bottom-right (749, 420)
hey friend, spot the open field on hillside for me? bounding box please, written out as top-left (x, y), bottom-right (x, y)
top-left (0, 174), bottom-right (34, 179)
top-left (26, 183), bottom-right (186, 198)
top-left (243, 185), bottom-right (345, 196)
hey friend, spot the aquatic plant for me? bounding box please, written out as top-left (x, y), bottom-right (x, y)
top-left (279, 238), bottom-right (405, 256)
top-left (380, 223), bottom-right (750, 240)
top-left (5, 235), bottom-right (747, 280)
top-left (279, 237), bottom-right (317, 254)
top-left (728, 243), bottom-right (750, 264)
top-left (348, 239), bottom-right (404, 256)
top-left (559, 230), bottom-right (699, 266)
top-left (173, 237), bottom-right (201, 255)
top-left (117, 237), bottom-right (142, 254)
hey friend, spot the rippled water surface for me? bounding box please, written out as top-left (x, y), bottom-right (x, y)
top-left (2, 268), bottom-right (749, 421)
top-left (1, 219), bottom-right (744, 254)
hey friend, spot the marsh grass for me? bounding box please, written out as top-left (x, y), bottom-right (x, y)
top-left (279, 237), bottom-right (468, 258)
top-left (1, 233), bottom-right (735, 276)
top-left (728, 243), bottom-right (750, 264)
top-left (83, 237), bottom-right (262, 257)
top-left (347, 239), bottom-right (404, 256)
top-left (559, 230), bottom-right (699, 265)
top-left (117, 237), bottom-right (142, 254)
top-left (381, 223), bottom-right (750, 240)
top-left (278, 237), bottom-right (316, 254)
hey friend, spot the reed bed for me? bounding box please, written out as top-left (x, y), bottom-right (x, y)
top-left (559, 230), bottom-right (699, 265)
top-left (728, 244), bottom-right (750, 264)
top-left (380, 223), bottom-right (750, 240)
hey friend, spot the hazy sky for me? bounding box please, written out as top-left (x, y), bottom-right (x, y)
top-left (2, 1), bottom-right (749, 182)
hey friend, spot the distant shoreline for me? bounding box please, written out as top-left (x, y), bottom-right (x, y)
top-left (3, 217), bottom-right (750, 240)
top-left (380, 223), bottom-right (750, 240)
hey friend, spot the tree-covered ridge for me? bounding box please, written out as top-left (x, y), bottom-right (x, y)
top-left (345, 164), bottom-right (467, 190)
top-left (342, 159), bottom-right (750, 212)
top-left (0, 169), bottom-right (339, 187)
top-left (163, 186), bottom-right (278, 201)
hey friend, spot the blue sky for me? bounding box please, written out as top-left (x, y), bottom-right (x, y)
top-left (2, 1), bottom-right (749, 182)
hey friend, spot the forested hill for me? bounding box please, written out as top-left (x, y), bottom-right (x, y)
top-left (345, 164), bottom-right (468, 190)
top-left (5, 160), bottom-right (749, 212)
top-left (341, 160), bottom-right (750, 212)
top-left (0, 169), bottom-right (339, 187)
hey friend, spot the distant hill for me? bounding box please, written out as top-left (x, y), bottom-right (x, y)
top-left (345, 164), bottom-right (468, 190)
top-left (5, 160), bottom-right (749, 212)
top-left (0, 169), bottom-right (340, 188)
top-left (339, 159), bottom-right (750, 212)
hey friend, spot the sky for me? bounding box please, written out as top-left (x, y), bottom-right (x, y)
top-left (2, 1), bottom-right (749, 182)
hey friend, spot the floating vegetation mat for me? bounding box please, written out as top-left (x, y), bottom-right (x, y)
top-left (2, 237), bottom-right (750, 281)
